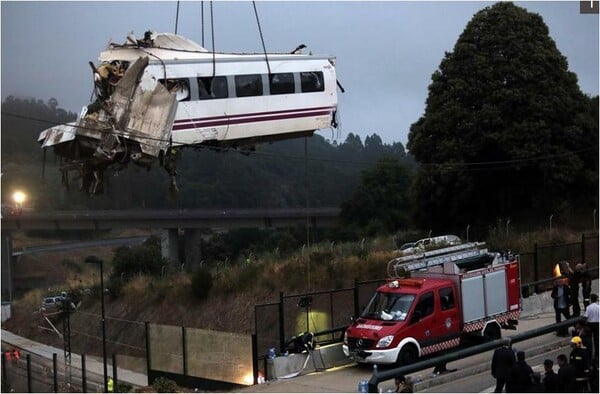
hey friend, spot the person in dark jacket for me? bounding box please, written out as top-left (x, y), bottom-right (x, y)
top-left (507, 350), bottom-right (534, 393)
top-left (569, 336), bottom-right (591, 392)
top-left (491, 340), bottom-right (516, 393)
top-left (542, 359), bottom-right (559, 393)
top-left (557, 354), bottom-right (577, 393)
top-left (551, 279), bottom-right (571, 336)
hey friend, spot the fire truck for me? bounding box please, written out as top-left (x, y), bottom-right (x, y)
top-left (343, 242), bottom-right (521, 365)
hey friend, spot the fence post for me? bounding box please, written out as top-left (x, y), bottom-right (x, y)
top-left (1, 352), bottom-right (6, 392)
top-left (112, 354), bottom-right (118, 393)
top-left (533, 243), bottom-right (540, 293)
top-left (81, 354), bottom-right (86, 393)
top-left (182, 326), bottom-right (188, 375)
top-left (353, 279), bottom-right (360, 318)
top-left (26, 354), bottom-right (32, 393)
top-left (145, 322), bottom-right (151, 386)
top-left (52, 353), bottom-right (58, 393)
top-left (582, 233), bottom-right (586, 263)
top-left (278, 292), bottom-right (285, 353)
top-left (251, 334), bottom-right (259, 385)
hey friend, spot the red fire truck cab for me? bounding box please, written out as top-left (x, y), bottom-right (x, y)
top-left (343, 249), bottom-right (521, 365)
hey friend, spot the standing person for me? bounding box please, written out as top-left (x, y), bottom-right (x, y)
top-left (551, 279), bottom-right (571, 336)
top-left (577, 262), bottom-right (592, 308)
top-left (542, 359), bottom-right (559, 393)
top-left (571, 262), bottom-right (584, 317)
top-left (491, 340), bottom-right (516, 393)
top-left (507, 350), bottom-right (534, 393)
top-left (584, 293), bottom-right (599, 359)
top-left (569, 336), bottom-right (591, 392)
top-left (557, 354), bottom-right (577, 392)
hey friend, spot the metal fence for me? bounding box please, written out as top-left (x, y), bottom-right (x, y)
top-left (146, 322), bottom-right (256, 390)
top-left (519, 233), bottom-right (598, 288)
top-left (1, 350), bottom-right (116, 393)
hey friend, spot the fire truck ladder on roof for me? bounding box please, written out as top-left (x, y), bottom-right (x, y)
top-left (387, 242), bottom-right (488, 277)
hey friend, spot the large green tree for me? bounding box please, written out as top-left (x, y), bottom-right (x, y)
top-left (407, 2), bottom-right (598, 231)
top-left (340, 158), bottom-right (412, 235)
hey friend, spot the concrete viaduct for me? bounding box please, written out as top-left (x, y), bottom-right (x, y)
top-left (1, 208), bottom-right (340, 300)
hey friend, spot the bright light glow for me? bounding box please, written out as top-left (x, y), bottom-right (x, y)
top-left (242, 373), bottom-right (254, 385)
top-left (553, 264), bottom-right (561, 278)
top-left (12, 191), bottom-right (26, 204)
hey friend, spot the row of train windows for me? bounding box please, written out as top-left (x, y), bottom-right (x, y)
top-left (159, 71), bottom-right (325, 102)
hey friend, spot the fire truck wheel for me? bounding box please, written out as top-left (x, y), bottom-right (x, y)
top-left (397, 344), bottom-right (418, 366)
top-left (483, 324), bottom-right (501, 341)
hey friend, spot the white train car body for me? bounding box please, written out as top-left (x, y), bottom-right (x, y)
top-left (38, 32), bottom-right (338, 193)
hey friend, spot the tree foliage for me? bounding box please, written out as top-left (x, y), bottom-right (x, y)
top-left (110, 236), bottom-right (166, 280)
top-left (340, 158), bottom-right (413, 235)
top-left (407, 2), bottom-right (598, 230)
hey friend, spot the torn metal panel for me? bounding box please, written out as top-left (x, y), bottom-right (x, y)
top-left (124, 75), bottom-right (178, 157)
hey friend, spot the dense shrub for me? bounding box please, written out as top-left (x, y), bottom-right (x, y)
top-left (191, 267), bottom-right (213, 300)
top-left (152, 377), bottom-right (178, 393)
top-left (111, 236), bottom-right (166, 280)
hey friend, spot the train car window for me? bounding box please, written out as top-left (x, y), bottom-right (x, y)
top-left (197, 76), bottom-right (228, 99)
top-left (300, 71), bottom-right (324, 93)
top-left (270, 73), bottom-right (295, 95)
top-left (235, 74), bottom-right (263, 97)
top-left (159, 78), bottom-right (190, 102)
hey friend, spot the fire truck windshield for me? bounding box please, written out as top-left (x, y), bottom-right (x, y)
top-left (361, 292), bottom-right (415, 321)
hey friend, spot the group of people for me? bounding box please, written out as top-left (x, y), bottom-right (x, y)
top-left (551, 261), bottom-right (593, 332)
top-left (490, 259), bottom-right (598, 393)
top-left (551, 260), bottom-right (598, 359)
top-left (492, 337), bottom-right (598, 393)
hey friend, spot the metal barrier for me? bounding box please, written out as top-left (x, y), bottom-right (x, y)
top-left (367, 317), bottom-right (582, 392)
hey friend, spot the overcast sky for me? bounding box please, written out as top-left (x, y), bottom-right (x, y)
top-left (1, 1), bottom-right (598, 145)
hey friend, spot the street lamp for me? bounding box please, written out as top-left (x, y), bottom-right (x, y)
top-left (85, 256), bottom-right (108, 393)
top-left (12, 190), bottom-right (26, 215)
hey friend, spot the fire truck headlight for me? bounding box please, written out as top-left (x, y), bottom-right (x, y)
top-left (376, 335), bottom-right (394, 348)
top-left (343, 331), bottom-right (348, 345)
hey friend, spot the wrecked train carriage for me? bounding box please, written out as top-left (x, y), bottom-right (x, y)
top-left (38, 31), bottom-right (339, 194)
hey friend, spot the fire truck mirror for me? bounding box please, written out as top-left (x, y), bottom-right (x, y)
top-left (411, 310), bottom-right (422, 324)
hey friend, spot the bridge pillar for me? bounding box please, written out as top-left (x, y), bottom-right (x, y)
top-left (1, 231), bottom-right (13, 301)
top-left (183, 229), bottom-right (203, 271)
top-left (160, 229), bottom-right (180, 264)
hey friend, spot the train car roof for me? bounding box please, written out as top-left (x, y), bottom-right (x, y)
top-left (99, 31), bottom-right (335, 63)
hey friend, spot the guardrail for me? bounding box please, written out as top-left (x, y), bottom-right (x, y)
top-left (366, 317), bottom-right (581, 392)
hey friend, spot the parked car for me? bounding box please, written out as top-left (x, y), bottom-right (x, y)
top-left (41, 293), bottom-right (66, 312)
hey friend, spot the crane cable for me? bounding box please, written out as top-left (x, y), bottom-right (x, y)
top-left (175, 0), bottom-right (180, 35)
top-left (252, 1), bottom-right (271, 76)
top-left (201, 1), bottom-right (205, 47)
top-left (211, 1), bottom-right (216, 78)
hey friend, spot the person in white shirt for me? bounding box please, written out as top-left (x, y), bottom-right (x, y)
top-left (584, 293), bottom-right (599, 359)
